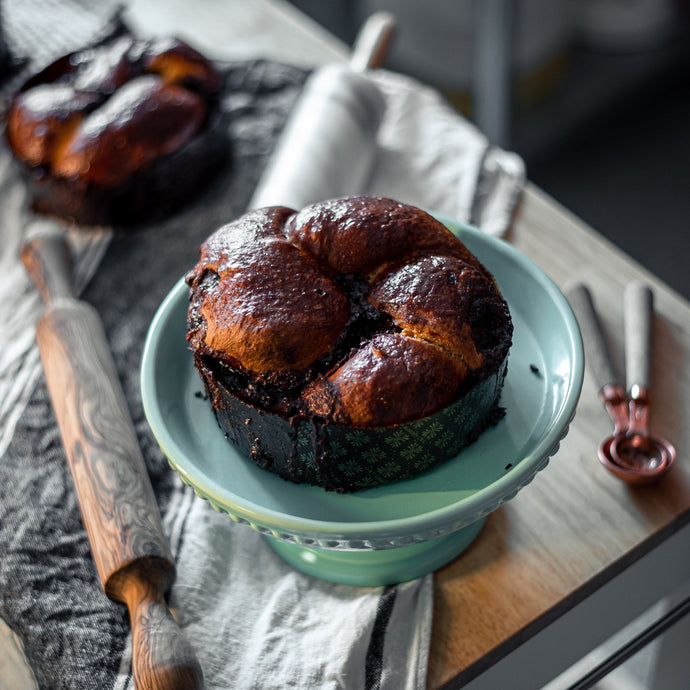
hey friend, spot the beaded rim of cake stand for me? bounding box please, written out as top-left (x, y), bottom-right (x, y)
top-left (166, 414), bottom-right (573, 552)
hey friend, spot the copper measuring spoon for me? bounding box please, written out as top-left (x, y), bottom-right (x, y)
top-left (569, 283), bottom-right (675, 483)
top-left (610, 283), bottom-right (676, 479)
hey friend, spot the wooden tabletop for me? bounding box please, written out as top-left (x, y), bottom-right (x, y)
top-left (428, 184), bottom-right (690, 688)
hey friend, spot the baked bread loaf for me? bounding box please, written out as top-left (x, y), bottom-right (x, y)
top-left (6, 35), bottom-right (228, 225)
top-left (187, 196), bottom-right (513, 491)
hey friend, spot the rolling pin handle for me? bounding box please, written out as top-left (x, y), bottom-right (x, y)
top-left (116, 563), bottom-right (204, 690)
top-left (20, 227), bottom-right (74, 305)
top-left (349, 11), bottom-right (396, 72)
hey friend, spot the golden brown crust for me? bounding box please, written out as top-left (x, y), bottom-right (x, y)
top-left (187, 207), bottom-right (351, 372)
top-left (284, 196), bottom-right (486, 278)
top-left (6, 86), bottom-right (99, 167)
top-left (369, 255), bottom-right (490, 370)
top-left (142, 37), bottom-right (222, 93)
top-left (187, 197), bottom-right (513, 427)
top-left (52, 76), bottom-right (206, 186)
top-left (303, 332), bottom-right (468, 426)
top-left (6, 35), bottom-right (221, 190)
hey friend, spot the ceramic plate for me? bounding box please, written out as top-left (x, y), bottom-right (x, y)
top-left (141, 220), bottom-right (584, 584)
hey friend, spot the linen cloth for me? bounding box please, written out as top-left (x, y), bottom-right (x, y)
top-left (0, 3), bottom-right (525, 689)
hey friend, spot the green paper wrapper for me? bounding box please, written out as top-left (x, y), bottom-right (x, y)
top-left (205, 359), bottom-right (508, 493)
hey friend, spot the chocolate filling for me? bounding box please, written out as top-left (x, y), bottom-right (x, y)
top-left (190, 271), bottom-right (401, 417)
top-left (189, 267), bottom-right (512, 424)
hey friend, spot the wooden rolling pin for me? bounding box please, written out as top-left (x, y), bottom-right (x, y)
top-left (21, 226), bottom-right (203, 690)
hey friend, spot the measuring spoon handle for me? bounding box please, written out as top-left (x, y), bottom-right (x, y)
top-left (568, 283), bottom-right (622, 392)
top-left (624, 282), bottom-right (653, 391)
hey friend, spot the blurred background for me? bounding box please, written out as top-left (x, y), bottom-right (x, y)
top-left (288, 0), bottom-right (690, 300)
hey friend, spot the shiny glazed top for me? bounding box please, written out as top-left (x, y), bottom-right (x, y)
top-left (186, 197), bottom-right (513, 427)
top-left (6, 35), bottom-right (221, 187)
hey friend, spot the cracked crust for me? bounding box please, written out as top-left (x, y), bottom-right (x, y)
top-left (186, 196), bottom-right (513, 428)
top-left (6, 35), bottom-right (228, 225)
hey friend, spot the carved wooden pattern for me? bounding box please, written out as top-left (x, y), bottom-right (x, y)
top-left (37, 304), bottom-right (172, 580)
top-left (23, 232), bottom-right (203, 690)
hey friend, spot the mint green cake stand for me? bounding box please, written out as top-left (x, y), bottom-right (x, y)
top-left (141, 221), bottom-right (584, 586)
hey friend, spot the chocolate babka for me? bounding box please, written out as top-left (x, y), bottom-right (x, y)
top-left (6, 35), bottom-right (228, 225)
top-left (186, 196), bottom-right (513, 491)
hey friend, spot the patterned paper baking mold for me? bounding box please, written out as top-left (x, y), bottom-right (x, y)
top-left (167, 409), bottom-right (574, 552)
top-left (208, 359), bottom-right (508, 493)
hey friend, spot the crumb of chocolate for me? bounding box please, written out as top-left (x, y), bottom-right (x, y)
top-left (529, 364), bottom-right (542, 377)
top-left (486, 405), bottom-right (506, 426)
top-left (505, 463), bottom-right (513, 471)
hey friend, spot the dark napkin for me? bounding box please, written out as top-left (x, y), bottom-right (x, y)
top-left (0, 57), bottom-right (309, 690)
